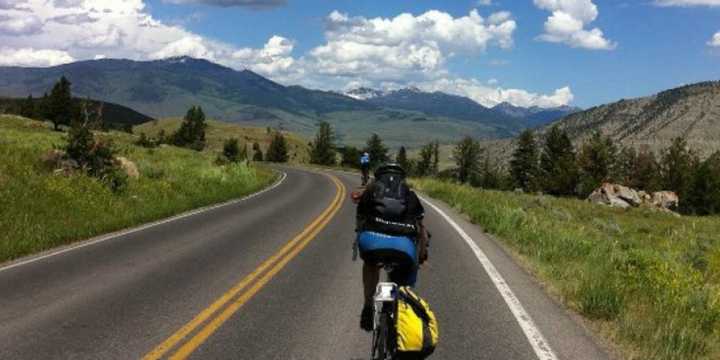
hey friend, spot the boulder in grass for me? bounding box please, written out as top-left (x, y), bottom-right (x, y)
top-left (651, 191), bottom-right (679, 211)
top-left (615, 185), bottom-right (641, 207)
top-left (116, 156), bottom-right (139, 179)
top-left (588, 183), bottom-right (679, 214)
top-left (587, 183), bottom-right (639, 209)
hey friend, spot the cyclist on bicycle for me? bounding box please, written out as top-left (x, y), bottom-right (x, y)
top-left (355, 163), bottom-right (429, 331)
top-left (360, 152), bottom-right (370, 185)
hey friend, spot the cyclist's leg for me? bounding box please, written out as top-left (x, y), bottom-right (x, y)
top-left (389, 238), bottom-right (418, 287)
top-left (363, 261), bottom-right (381, 305)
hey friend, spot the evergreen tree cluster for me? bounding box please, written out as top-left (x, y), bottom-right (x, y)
top-left (266, 131), bottom-right (289, 163)
top-left (9, 76), bottom-right (81, 131)
top-left (172, 106), bottom-right (207, 151)
top-left (309, 121), bottom-right (336, 166)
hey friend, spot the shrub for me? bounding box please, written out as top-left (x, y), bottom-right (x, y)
top-left (222, 138), bottom-right (241, 163)
top-left (64, 110), bottom-right (124, 192)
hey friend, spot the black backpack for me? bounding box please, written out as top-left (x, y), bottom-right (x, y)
top-left (365, 173), bottom-right (418, 237)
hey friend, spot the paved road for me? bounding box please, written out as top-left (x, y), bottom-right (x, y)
top-left (0, 167), bottom-right (611, 359)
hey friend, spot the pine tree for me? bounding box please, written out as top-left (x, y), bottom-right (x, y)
top-left (660, 137), bottom-right (698, 198)
top-left (475, 155), bottom-right (502, 189)
top-left (20, 95), bottom-right (35, 118)
top-left (453, 136), bottom-right (482, 184)
top-left (252, 142), bottom-right (264, 161)
top-left (617, 146), bottom-right (661, 191)
top-left (365, 133), bottom-right (389, 167)
top-left (415, 142), bottom-right (434, 177)
top-left (616, 146), bottom-right (638, 187)
top-left (309, 121), bottom-right (336, 166)
top-left (47, 76), bottom-right (74, 131)
top-left (632, 148), bottom-right (661, 192)
top-left (173, 106), bottom-right (207, 150)
top-left (510, 130), bottom-right (540, 192)
top-left (685, 151), bottom-right (720, 215)
top-left (266, 131), bottom-right (289, 163)
top-left (396, 146), bottom-right (413, 174)
top-left (38, 92), bottom-right (50, 120)
top-left (577, 132), bottom-right (618, 196)
top-left (338, 146), bottom-right (361, 168)
top-left (539, 126), bottom-right (578, 196)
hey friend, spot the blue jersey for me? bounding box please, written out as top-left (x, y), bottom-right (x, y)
top-left (360, 154), bottom-right (370, 165)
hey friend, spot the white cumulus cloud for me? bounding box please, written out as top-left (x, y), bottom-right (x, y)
top-left (0, 14), bottom-right (44, 35)
top-left (307, 9), bottom-right (516, 81)
top-left (534, 0), bottom-right (616, 50)
top-left (418, 77), bottom-right (574, 108)
top-left (231, 35), bottom-right (296, 75)
top-left (162, 0), bottom-right (286, 8)
top-left (709, 32), bottom-right (720, 47)
top-left (0, 47), bottom-right (75, 67)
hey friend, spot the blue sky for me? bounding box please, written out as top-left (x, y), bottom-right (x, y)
top-left (1, 0), bottom-right (718, 108)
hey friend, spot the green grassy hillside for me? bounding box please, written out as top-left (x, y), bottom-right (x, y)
top-left (413, 179), bottom-right (720, 360)
top-left (134, 118), bottom-right (310, 163)
top-left (0, 115), bottom-right (276, 263)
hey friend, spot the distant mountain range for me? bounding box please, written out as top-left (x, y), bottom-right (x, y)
top-left (343, 87), bottom-right (578, 131)
top-left (492, 102), bottom-right (581, 128)
top-left (0, 57), bottom-right (577, 147)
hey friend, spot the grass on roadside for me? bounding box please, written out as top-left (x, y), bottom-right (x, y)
top-left (0, 115), bottom-right (276, 263)
top-left (412, 178), bottom-right (720, 360)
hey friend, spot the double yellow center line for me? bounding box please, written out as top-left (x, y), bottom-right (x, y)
top-left (143, 174), bottom-right (346, 360)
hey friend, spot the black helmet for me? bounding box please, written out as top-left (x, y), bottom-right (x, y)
top-left (374, 163), bottom-right (406, 178)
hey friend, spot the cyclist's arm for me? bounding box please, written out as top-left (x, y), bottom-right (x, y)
top-left (407, 191), bottom-right (429, 264)
top-left (355, 185), bottom-right (374, 232)
top-left (417, 219), bottom-right (428, 264)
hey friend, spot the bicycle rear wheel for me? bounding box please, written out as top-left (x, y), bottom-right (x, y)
top-left (371, 312), bottom-right (393, 360)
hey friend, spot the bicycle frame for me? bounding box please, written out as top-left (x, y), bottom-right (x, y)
top-left (371, 281), bottom-right (398, 360)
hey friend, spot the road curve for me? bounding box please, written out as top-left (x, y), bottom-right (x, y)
top-left (0, 166), bottom-right (611, 359)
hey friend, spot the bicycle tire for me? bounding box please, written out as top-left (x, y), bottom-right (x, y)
top-left (372, 312), bottom-right (390, 360)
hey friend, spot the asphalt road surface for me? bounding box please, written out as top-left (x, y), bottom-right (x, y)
top-left (0, 166), bottom-right (612, 359)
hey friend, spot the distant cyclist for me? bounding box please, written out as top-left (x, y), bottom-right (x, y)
top-left (355, 163), bottom-right (429, 331)
top-left (360, 152), bottom-right (370, 185)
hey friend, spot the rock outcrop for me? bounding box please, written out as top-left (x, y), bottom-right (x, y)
top-left (116, 156), bottom-right (139, 179)
top-left (588, 183), bottom-right (678, 213)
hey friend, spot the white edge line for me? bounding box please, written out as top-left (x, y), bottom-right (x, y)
top-left (0, 171), bottom-right (288, 273)
top-left (419, 195), bottom-right (559, 360)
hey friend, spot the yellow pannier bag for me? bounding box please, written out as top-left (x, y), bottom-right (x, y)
top-left (395, 287), bottom-right (439, 358)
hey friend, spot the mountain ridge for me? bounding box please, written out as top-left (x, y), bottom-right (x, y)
top-left (0, 57), bottom-right (574, 147)
top-left (484, 80), bottom-right (720, 162)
